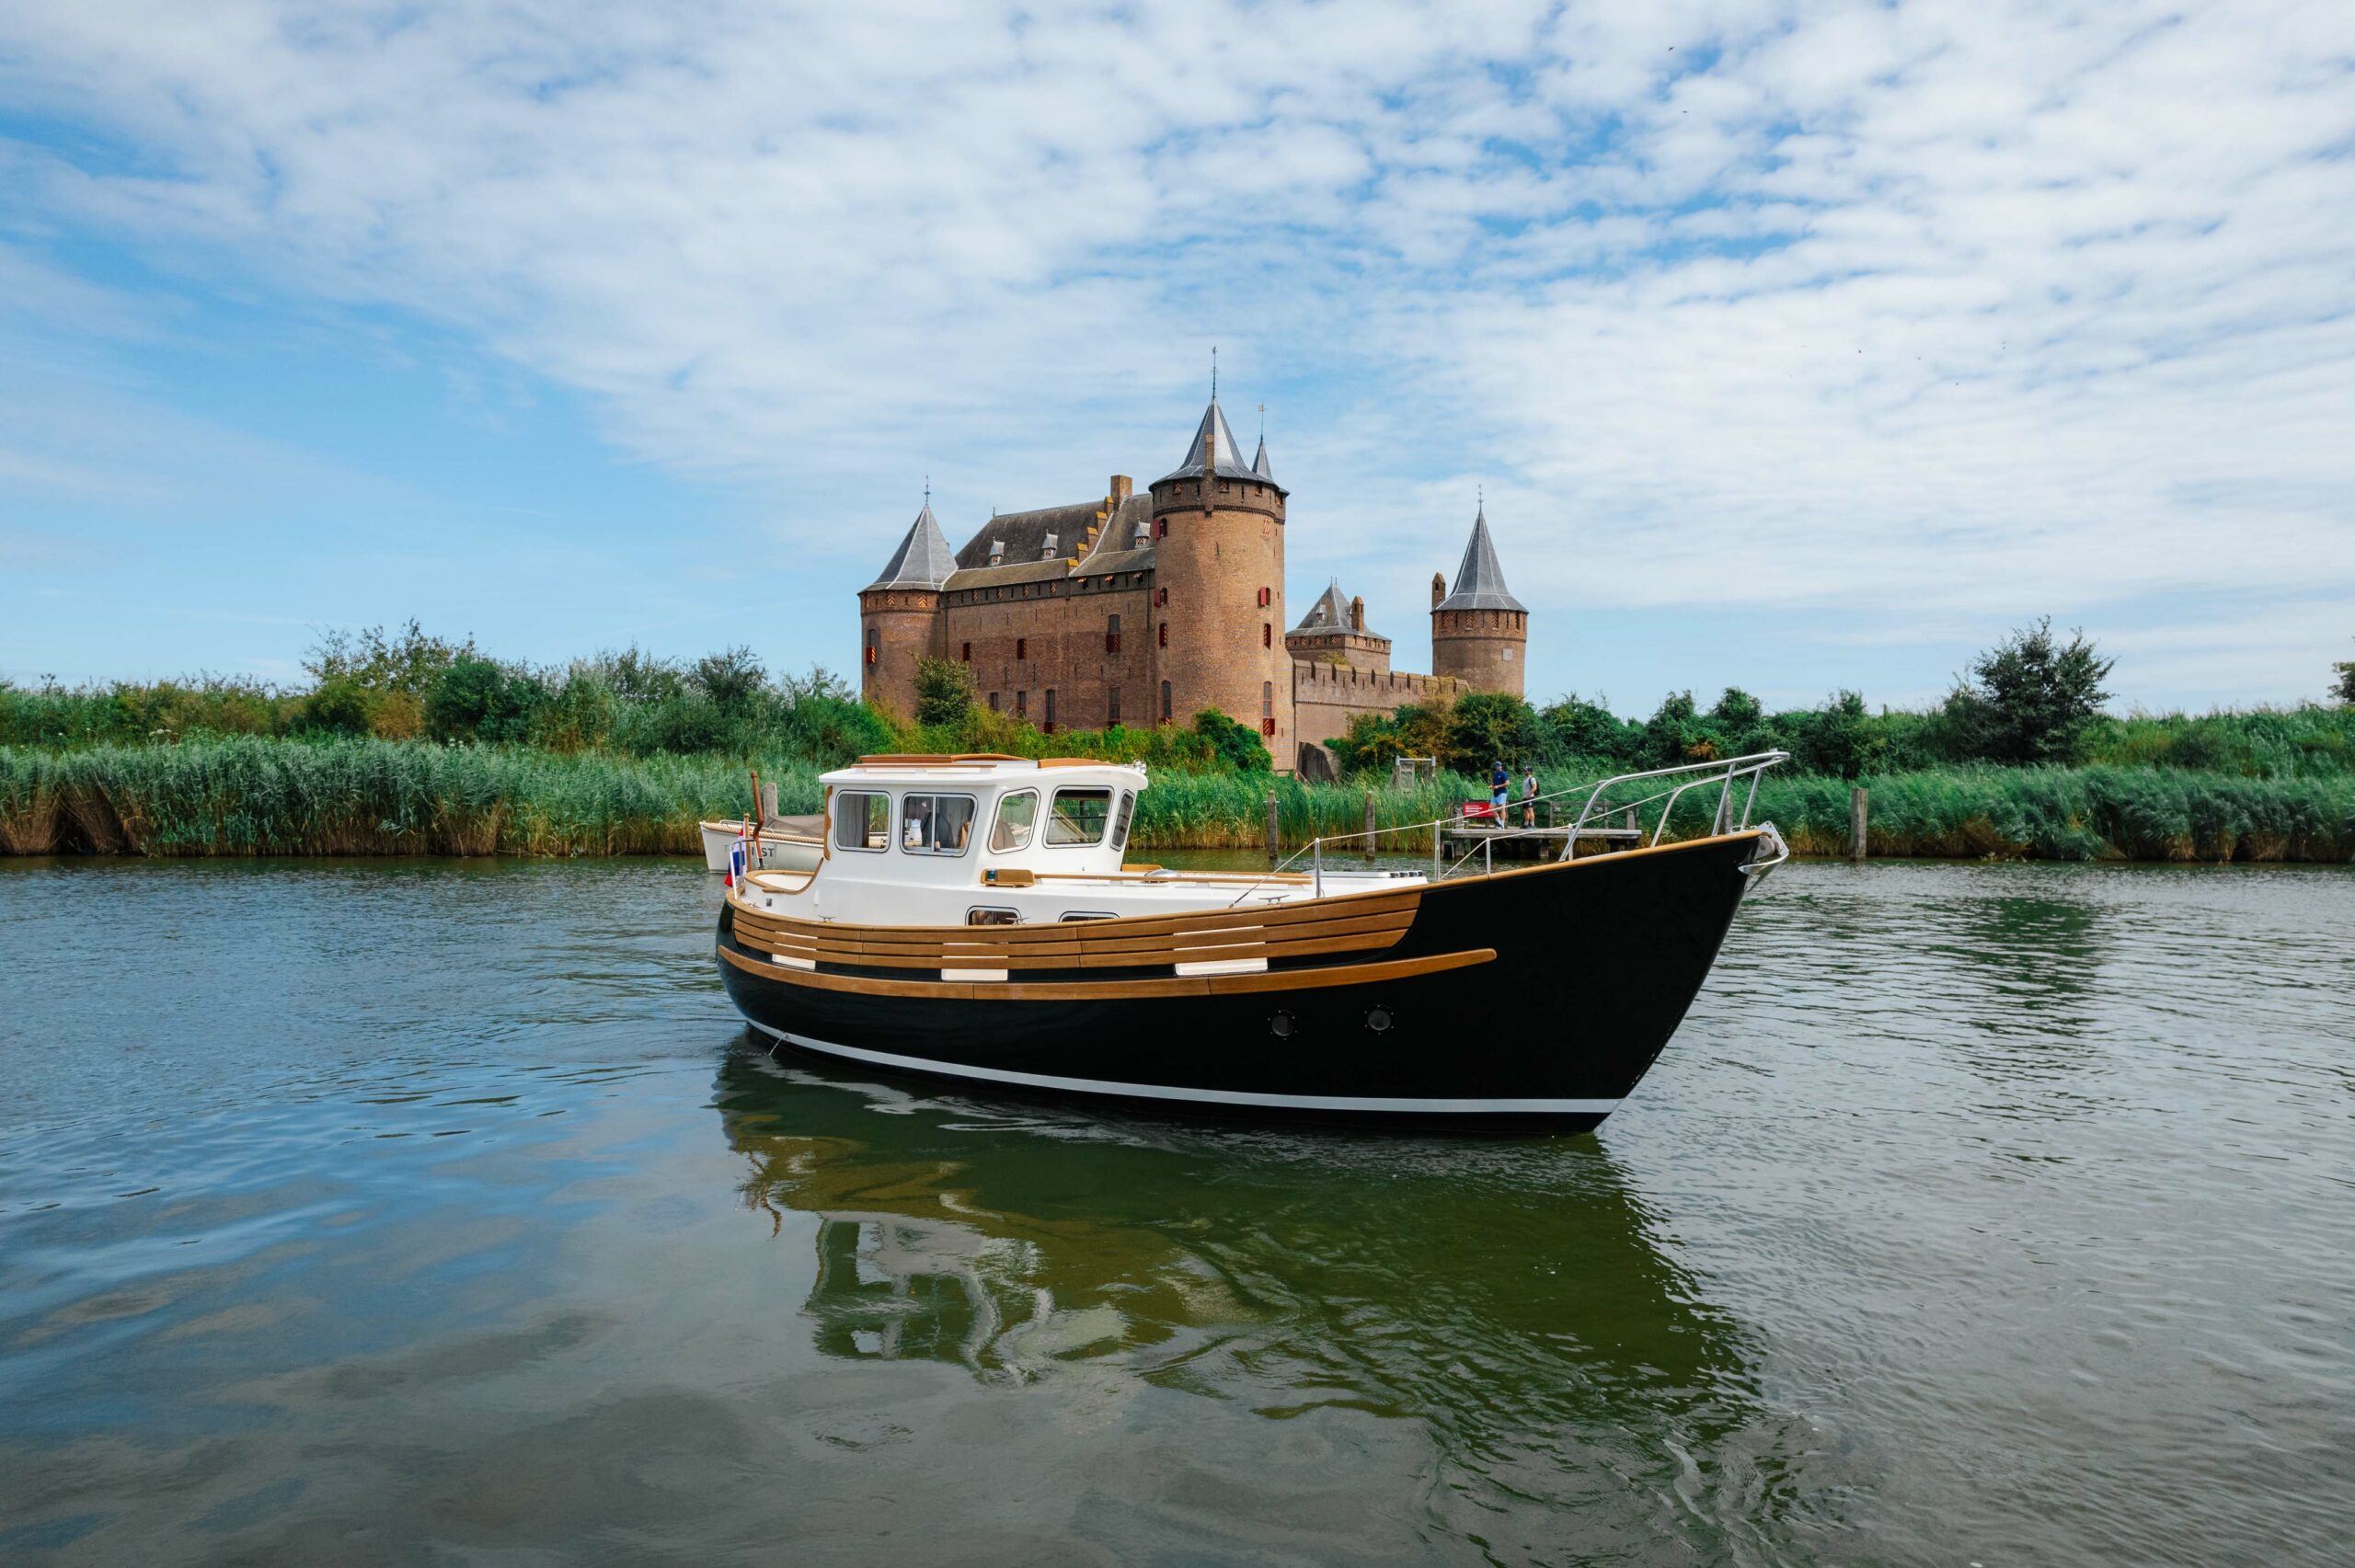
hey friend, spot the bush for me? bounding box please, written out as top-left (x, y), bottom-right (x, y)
top-left (425, 657), bottom-right (547, 744)
top-left (1191, 708), bottom-right (1271, 773)
top-left (1942, 618), bottom-right (2115, 764)
top-left (913, 658), bottom-right (975, 727)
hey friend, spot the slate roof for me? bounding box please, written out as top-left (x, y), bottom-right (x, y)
top-left (866, 499), bottom-right (959, 589)
top-left (1289, 578), bottom-right (1382, 639)
top-left (1251, 436), bottom-right (1273, 480)
top-left (1434, 506), bottom-right (1525, 612)
top-left (942, 492), bottom-right (1156, 592)
top-left (1156, 398), bottom-right (1279, 487)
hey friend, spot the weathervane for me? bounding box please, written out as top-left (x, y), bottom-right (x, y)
top-left (1211, 345), bottom-right (1217, 400)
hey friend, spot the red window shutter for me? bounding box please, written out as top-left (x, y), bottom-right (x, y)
top-left (1262, 623), bottom-right (1271, 648)
top-left (1157, 623), bottom-right (1167, 648)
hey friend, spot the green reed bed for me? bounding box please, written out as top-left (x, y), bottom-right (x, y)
top-left (3, 739), bottom-right (2349, 862)
top-left (0, 737), bottom-right (823, 858)
top-left (1755, 765), bottom-right (2355, 862)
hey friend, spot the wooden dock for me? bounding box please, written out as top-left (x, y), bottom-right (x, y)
top-left (1439, 823), bottom-right (1644, 862)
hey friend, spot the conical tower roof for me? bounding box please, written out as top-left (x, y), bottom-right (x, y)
top-left (1155, 398), bottom-right (1275, 486)
top-left (1290, 578), bottom-right (1352, 634)
top-left (866, 498), bottom-right (959, 589)
top-left (1433, 505), bottom-right (1524, 612)
top-left (1252, 435), bottom-right (1273, 479)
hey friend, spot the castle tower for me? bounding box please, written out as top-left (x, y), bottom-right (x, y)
top-left (857, 496), bottom-right (956, 715)
top-left (1149, 396), bottom-right (1292, 762)
top-left (1430, 502), bottom-right (1528, 697)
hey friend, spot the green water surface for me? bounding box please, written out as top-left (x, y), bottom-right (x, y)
top-left (1, 857), bottom-right (2349, 1564)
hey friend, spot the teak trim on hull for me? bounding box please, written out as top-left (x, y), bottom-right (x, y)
top-left (718, 941), bottom-right (1496, 999)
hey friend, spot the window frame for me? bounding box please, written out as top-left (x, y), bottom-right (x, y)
top-left (897, 792), bottom-right (979, 857)
top-left (1110, 790), bottom-right (1135, 851)
top-left (833, 790), bottom-right (891, 853)
top-left (990, 789), bottom-right (1040, 853)
top-left (1045, 786), bottom-right (1115, 849)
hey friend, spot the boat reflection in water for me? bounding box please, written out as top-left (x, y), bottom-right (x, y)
top-left (712, 1045), bottom-right (1820, 1551)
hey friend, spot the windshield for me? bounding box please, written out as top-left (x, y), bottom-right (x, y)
top-left (1048, 787), bottom-right (1112, 847)
top-left (990, 790), bottom-right (1038, 853)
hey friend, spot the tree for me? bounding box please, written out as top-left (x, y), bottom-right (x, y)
top-left (1944, 617), bottom-right (2115, 764)
top-left (691, 646), bottom-right (766, 712)
top-left (1190, 708), bottom-right (1271, 773)
top-left (425, 656), bottom-right (547, 744)
top-left (1446, 692), bottom-right (1549, 774)
top-left (1538, 693), bottom-right (1642, 765)
top-left (304, 619), bottom-right (472, 693)
top-left (913, 658), bottom-right (975, 727)
top-left (1786, 690), bottom-right (1873, 780)
top-left (2334, 640), bottom-right (2355, 704)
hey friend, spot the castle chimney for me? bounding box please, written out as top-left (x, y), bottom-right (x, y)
top-left (1350, 596), bottom-right (1365, 633)
top-left (1109, 475), bottom-right (1132, 505)
top-left (1430, 572), bottom-right (1446, 609)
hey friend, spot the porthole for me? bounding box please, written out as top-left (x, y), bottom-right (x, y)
top-left (1364, 1006), bottom-right (1395, 1035)
top-left (1269, 1010), bottom-right (1296, 1039)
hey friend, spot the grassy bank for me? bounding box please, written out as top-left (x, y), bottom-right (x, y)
top-left (3, 738), bottom-right (2349, 862)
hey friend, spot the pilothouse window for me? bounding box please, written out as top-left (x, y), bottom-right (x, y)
top-left (990, 790), bottom-right (1039, 853)
top-left (834, 792), bottom-right (890, 852)
top-left (1047, 787), bottom-right (1113, 847)
top-left (899, 794), bottom-right (976, 855)
top-left (1110, 790), bottom-right (1134, 851)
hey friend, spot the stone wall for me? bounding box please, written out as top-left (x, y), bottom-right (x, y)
top-left (940, 578), bottom-right (1155, 730)
top-left (1292, 660), bottom-right (1463, 750)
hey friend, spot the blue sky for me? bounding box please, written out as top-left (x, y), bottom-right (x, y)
top-left (4, 0), bottom-right (2351, 715)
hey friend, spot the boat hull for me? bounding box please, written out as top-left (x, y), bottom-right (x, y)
top-left (716, 831), bottom-right (1765, 1128)
top-left (699, 820), bottom-right (822, 874)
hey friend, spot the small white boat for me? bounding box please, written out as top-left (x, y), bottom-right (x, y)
top-left (700, 816), bottom-right (824, 875)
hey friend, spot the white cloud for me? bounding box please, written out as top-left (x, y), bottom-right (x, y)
top-left (0, 0), bottom-right (2350, 703)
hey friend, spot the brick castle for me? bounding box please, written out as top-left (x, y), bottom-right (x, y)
top-left (858, 394), bottom-right (1530, 776)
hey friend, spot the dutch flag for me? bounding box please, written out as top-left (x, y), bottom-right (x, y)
top-left (727, 827), bottom-right (748, 887)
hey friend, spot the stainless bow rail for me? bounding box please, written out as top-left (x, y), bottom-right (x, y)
top-left (1233, 751), bottom-right (1792, 904)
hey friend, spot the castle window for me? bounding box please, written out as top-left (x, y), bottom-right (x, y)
top-left (1257, 586), bottom-right (1269, 608)
top-left (1109, 685), bottom-right (1121, 725)
top-left (1105, 614), bottom-right (1120, 654)
top-left (1016, 690), bottom-right (1027, 718)
top-left (988, 692), bottom-right (999, 711)
top-left (1043, 689), bottom-right (1057, 734)
top-left (1155, 519), bottom-right (1167, 540)
top-left (960, 642), bottom-right (971, 662)
top-left (1016, 636), bottom-right (1027, 661)
top-left (1261, 623), bottom-right (1271, 648)
top-left (864, 627), bottom-right (878, 667)
top-left (1157, 623), bottom-right (1167, 649)
top-left (1160, 681), bottom-right (1172, 723)
top-left (1155, 587), bottom-right (1167, 607)
top-left (1261, 681), bottom-right (1275, 736)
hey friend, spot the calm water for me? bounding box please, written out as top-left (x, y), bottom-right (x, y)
top-left (1, 856), bottom-right (2349, 1565)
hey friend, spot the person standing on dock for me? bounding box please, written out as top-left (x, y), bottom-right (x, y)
top-left (1521, 766), bottom-right (1538, 829)
top-left (1490, 760), bottom-right (1509, 818)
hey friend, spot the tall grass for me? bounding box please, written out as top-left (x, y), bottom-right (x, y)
top-left (0, 737), bottom-right (822, 857)
top-left (3, 740), bottom-right (2348, 861)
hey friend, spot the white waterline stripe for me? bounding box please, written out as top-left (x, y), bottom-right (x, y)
top-left (751, 1025), bottom-right (1620, 1116)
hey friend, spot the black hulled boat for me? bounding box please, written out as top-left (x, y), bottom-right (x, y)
top-left (717, 752), bottom-right (1788, 1130)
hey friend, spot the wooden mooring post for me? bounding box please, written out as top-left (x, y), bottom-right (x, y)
top-left (1266, 789), bottom-right (1281, 864)
top-left (1850, 786), bottom-right (1869, 863)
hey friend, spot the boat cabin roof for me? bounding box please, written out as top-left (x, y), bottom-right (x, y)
top-left (819, 754), bottom-right (1149, 792)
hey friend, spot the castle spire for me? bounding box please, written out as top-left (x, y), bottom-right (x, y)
top-left (1433, 502), bottom-right (1524, 612)
top-left (1251, 403), bottom-right (1272, 479)
top-left (865, 492), bottom-right (958, 589)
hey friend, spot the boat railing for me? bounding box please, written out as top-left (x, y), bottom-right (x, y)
top-left (1233, 750), bottom-right (1791, 904)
